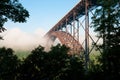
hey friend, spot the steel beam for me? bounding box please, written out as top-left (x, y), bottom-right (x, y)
top-left (85, 0), bottom-right (90, 70)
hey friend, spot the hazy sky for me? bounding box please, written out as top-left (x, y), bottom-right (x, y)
top-left (1, 0), bottom-right (82, 50)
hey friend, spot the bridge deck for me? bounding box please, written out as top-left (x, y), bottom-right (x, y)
top-left (47, 0), bottom-right (98, 35)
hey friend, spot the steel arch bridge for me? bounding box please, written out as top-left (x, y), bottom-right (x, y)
top-left (45, 0), bottom-right (99, 54)
top-left (44, 0), bottom-right (120, 69)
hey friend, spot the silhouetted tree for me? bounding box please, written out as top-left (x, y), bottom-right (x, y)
top-left (16, 46), bottom-right (47, 80)
top-left (47, 44), bottom-right (85, 80)
top-left (17, 44), bottom-right (69, 80)
top-left (0, 47), bottom-right (20, 80)
top-left (46, 44), bottom-right (69, 80)
top-left (58, 56), bottom-right (85, 80)
top-left (0, 0), bottom-right (29, 39)
top-left (17, 44), bottom-right (85, 80)
top-left (91, 0), bottom-right (120, 79)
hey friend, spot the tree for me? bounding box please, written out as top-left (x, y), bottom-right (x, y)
top-left (92, 0), bottom-right (120, 51)
top-left (17, 44), bottom-right (69, 80)
top-left (58, 56), bottom-right (85, 80)
top-left (0, 0), bottom-right (29, 38)
top-left (17, 44), bottom-right (85, 80)
top-left (17, 46), bottom-right (47, 80)
top-left (0, 47), bottom-right (20, 80)
top-left (91, 0), bottom-right (120, 79)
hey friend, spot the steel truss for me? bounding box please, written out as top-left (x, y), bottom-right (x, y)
top-left (45, 0), bottom-right (102, 68)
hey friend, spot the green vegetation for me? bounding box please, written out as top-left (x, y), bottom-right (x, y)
top-left (89, 49), bottom-right (101, 64)
top-left (0, 45), bottom-right (85, 80)
top-left (90, 0), bottom-right (120, 79)
top-left (15, 50), bottom-right (31, 60)
top-left (0, 47), bottom-right (20, 80)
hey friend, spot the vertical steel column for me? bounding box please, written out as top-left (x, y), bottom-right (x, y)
top-left (60, 23), bottom-right (63, 31)
top-left (85, 0), bottom-right (89, 70)
top-left (77, 19), bottom-right (80, 42)
top-left (70, 23), bottom-right (72, 36)
top-left (66, 19), bottom-right (68, 33)
top-left (73, 12), bottom-right (76, 38)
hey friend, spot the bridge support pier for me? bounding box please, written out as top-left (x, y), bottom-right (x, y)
top-left (85, 0), bottom-right (90, 70)
top-left (45, 0), bottom-right (101, 70)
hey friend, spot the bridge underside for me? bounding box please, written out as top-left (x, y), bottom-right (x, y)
top-left (49, 31), bottom-right (83, 54)
top-left (45, 0), bottom-right (99, 54)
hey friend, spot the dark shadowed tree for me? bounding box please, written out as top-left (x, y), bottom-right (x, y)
top-left (17, 44), bottom-right (85, 80)
top-left (17, 44), bottom-right (69, 80)
top-left (58, 56), bottom-right (85, 80)
top-left (16, 45), bottom-right (47, 80)
top-left (0, 47), bottom-right (20, 80)
top-left (0, 0), bottom-right (29, 39)
top-left (47, 44), bottom-right (69, 80)
top-left (91, 0), bottom-right (120, 79)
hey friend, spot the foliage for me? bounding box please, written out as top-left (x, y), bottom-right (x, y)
top-left (58, 56), bottom-right (85, 80)
top-left (0, 0), bottom-right (29, 35)
top-left (15, 50), bottom-right (31, 60)
top-left (16, 44), bottom-right (85, 80)
top-left (16, 46), bottom-right (45, 80)
top-left (91, 0), bottom-right (120, 79)
top-left (0, 47), bottom-right (20, 80)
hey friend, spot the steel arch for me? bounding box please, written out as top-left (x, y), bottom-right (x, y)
top-left (48, 31), bottom-right (83, 54)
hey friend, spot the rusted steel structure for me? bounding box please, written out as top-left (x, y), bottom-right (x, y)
top-left (45, 0), bottom-right (98, 54)
top-left (45, 0), bottom-right (99, 70)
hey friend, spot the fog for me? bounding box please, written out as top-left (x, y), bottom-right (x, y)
top-left (0, 28), bottom-right (102, 51)
top-left (0, 28), bottom-right (47, 51)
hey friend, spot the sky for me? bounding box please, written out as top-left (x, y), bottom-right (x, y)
top-left (5, 0), bottom-right (80, 33)
top-left (0, 0), bottom-right (82, 50)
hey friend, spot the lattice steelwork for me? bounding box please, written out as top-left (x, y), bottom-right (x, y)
top-left (44, 0), bottom-right (99, 70)
top-left (45, 0), bottom-right (98, 54)
top-left (44, 0), bottom-right (120, 70)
